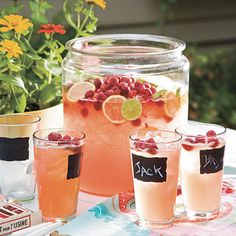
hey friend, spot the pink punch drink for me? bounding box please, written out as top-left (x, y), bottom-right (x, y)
top-left (129, 129), bottom-right (182, 229)
top-left (176, 123), bottom-right (226, 219)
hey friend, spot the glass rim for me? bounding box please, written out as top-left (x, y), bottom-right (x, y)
top-left (33, 128), bottom-right (86, 143)
top-left (129, 129), bottom-right (182, 144)
top-left (0, 114), bottom-right (41, 126)
top-left (175, 123), bottom-right (227, 137)
top-left (66, 34), bottom-right (186, 57)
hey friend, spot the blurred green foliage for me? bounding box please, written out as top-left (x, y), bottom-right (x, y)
top-left (186, 47), bottom-right (236, 129)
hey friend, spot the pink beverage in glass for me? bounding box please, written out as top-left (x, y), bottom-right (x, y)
top-left (176, 123), bottom-right (226, 219)
top-left (129, 129), bottom-right (182, 229)
top-left (33, 129), bottom-right (85, 222)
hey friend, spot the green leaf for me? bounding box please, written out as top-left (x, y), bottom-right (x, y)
top-left (32, 60), bottom-right (49, 79)
top-left (0, 58), bottom-right (8, 69)
top-left (29, 0), bottom-right (52, 26)
top-left (0, 3), bottom-right (23, 16)
top-left (63, 0), bottom-right (78, 30)
top-left (176, 87), bottom-right (181, 97)
top-left (152, 89), bottom-right (167, 99)
top-left (9, 85), bottom-right (27, 113)
top-left (0, 73), bottom-right (27, 93)
top-left (44, 60), bottom-right (61, 77)
top-left (7, 62), bottom-right (22, 72)
top-left (39, 83), bottom-right (57, 105)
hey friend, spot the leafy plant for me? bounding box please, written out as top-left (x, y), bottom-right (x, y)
top-left (187, 47), bottom-right (236, 129)
top-left (0, 0), bottom-right (106, 113)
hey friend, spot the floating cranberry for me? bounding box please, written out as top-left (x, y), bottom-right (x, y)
top-left (121, 77), bottom-right (133, 84)
top-left (78, 100), bottom-right (86, 105)
top-left (58, 138), bottom-right (67, 145)
top-left (94, 101), bottom-right (102, 110)
top-left (177, 187), bottom-right (182, 196)
top-left (131, 118), bottom-right (141, 126)
top-left (135, 140), bottom-right (146, 150)
top-left (104, 90), bottom-right (114, 97)
top-left (182, 144), bottom-right (193, 151)
top-left (85, 90), bottom-right (94, 98)
top-left (128, 90), bottom-right (137, 98)
top-left (63, 135), bottom-right (71, 141)
top-left (155, 99), bottom-right (165, 107)
top-left (118, 82), bottom-right (127, 88)
top-left (195, 135), bottom-right (206, 143)
top-left (107, 77), bottom-right (119, 86)
top-left (81, 107), bottom-right (89, 117)
top-left (143, 82), bottom-right (151, 89)
top-left (100, 83), bottom-right (110, 92)
top-left (97, 92), bottom-right (107, 101)
top-left (141, 88), bottom-right (152, 97)
top-left (134, 81), bottom-right (142, 91)
top-left (94, 78), bottom-right (102, 89)
top-left (129, 83), bottom-right (135, 90)
top-left (150, 86), bottom-right (156, 94)
top-left (113, 89), bottom-right (121, 95)
top-left (71, 137), bottom-right (80, 145)
top-left (48, 132), bottom-right (62, 141)
top-left (206, 130), bottom-right (216, 137)
top-left (182, 138), bottom-right (195, 151)
top-left (225, 188), bottom-right (234, 194)
top-left (121, 84), bottom-right (130, 96)
top-left (207, 138), bottom-right (219, 148)
top-left (112, 86), bottom-right (119, 91)
top-left (145, 138), bottom-right (158, 150)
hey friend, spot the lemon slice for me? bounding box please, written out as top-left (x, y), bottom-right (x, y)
top-left (67, 82), bottom-right (95, 101)
top-left (102, 95), bottom-right (126, 124)
top-left (163, 91), bottom-right (180, 118)
top-left (121, 99), bottom-right (142, 121)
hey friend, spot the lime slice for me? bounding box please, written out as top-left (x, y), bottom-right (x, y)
top-left (163, 91), bottom-right (180, 118)
top-left (102, 95), bottom-right (126, 124)
top-left (121, 99), bottom-right (142, 121)
top-left (67, 82), bottom-right (95, 101)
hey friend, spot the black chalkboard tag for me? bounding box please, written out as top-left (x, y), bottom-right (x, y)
top-left (0, 137), bottom-right (29, 161)
top-left (67, 152), bottom-right (82, 179)
top-left (200, 145), bottom-right (225, 174)
top-left (131, 153), bottom-right (167, 182)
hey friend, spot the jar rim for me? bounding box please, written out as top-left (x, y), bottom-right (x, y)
top-left (65, 34), bottom-right (186, 57)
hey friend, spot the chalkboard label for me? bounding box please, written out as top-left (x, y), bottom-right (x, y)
top-left (132, 153), bottom-right (167, 182)
top-left (0, 137), bottom-right (29, 161)
top-left (200, 145), bottom-right (225, 174)
top-left (67, 152), bottom-right (82, 179)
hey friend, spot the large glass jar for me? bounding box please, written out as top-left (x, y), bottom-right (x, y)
top-left (62, 34), bottom-right (189, 196)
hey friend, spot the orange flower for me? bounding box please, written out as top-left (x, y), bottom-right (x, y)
top-left (86, 0), bottom-right (106, 9)
top-left (0, 15), bottom-right (33, 34)
top-left (38, 24), bottom-right (66, 35)
top-left (0, 40), bottom-right (23, 58)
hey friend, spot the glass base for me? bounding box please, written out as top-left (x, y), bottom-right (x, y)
top-left (43, 213), bottom-right (76, 223)
top-left (136, 216), bottom-right (174, 230)
top-left (6, 190), bottom-right (34, 202)
top-left (185, 207), bottom-right (219, 220)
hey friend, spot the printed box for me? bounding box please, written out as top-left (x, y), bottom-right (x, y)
top-left (0, 201), bottom-right (42, 235)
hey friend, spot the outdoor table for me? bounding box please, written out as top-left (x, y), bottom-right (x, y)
top-left (1, 123), bottom-right (236, 235)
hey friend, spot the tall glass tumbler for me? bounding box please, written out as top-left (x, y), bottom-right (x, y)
top-left (33, 128), bottom-right (85, 222)
top-left (129, 129), bottom-right (182, 229)
top-left (0, 114), bottom-right (41, 201)
top-left (176, 123), bottom-right (226, 219)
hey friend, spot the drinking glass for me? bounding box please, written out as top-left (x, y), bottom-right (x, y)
top-left (0, 114), bottom-right (41, 202)
top-left (176, 122), bottom-right (226, 219)
top-left (33, 128), bottom-right (85, 222)
top-left (129, 129), bottom-right (182, 229)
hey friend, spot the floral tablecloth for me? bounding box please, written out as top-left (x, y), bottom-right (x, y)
top-left (57, 176), bottom-right (236, 236)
